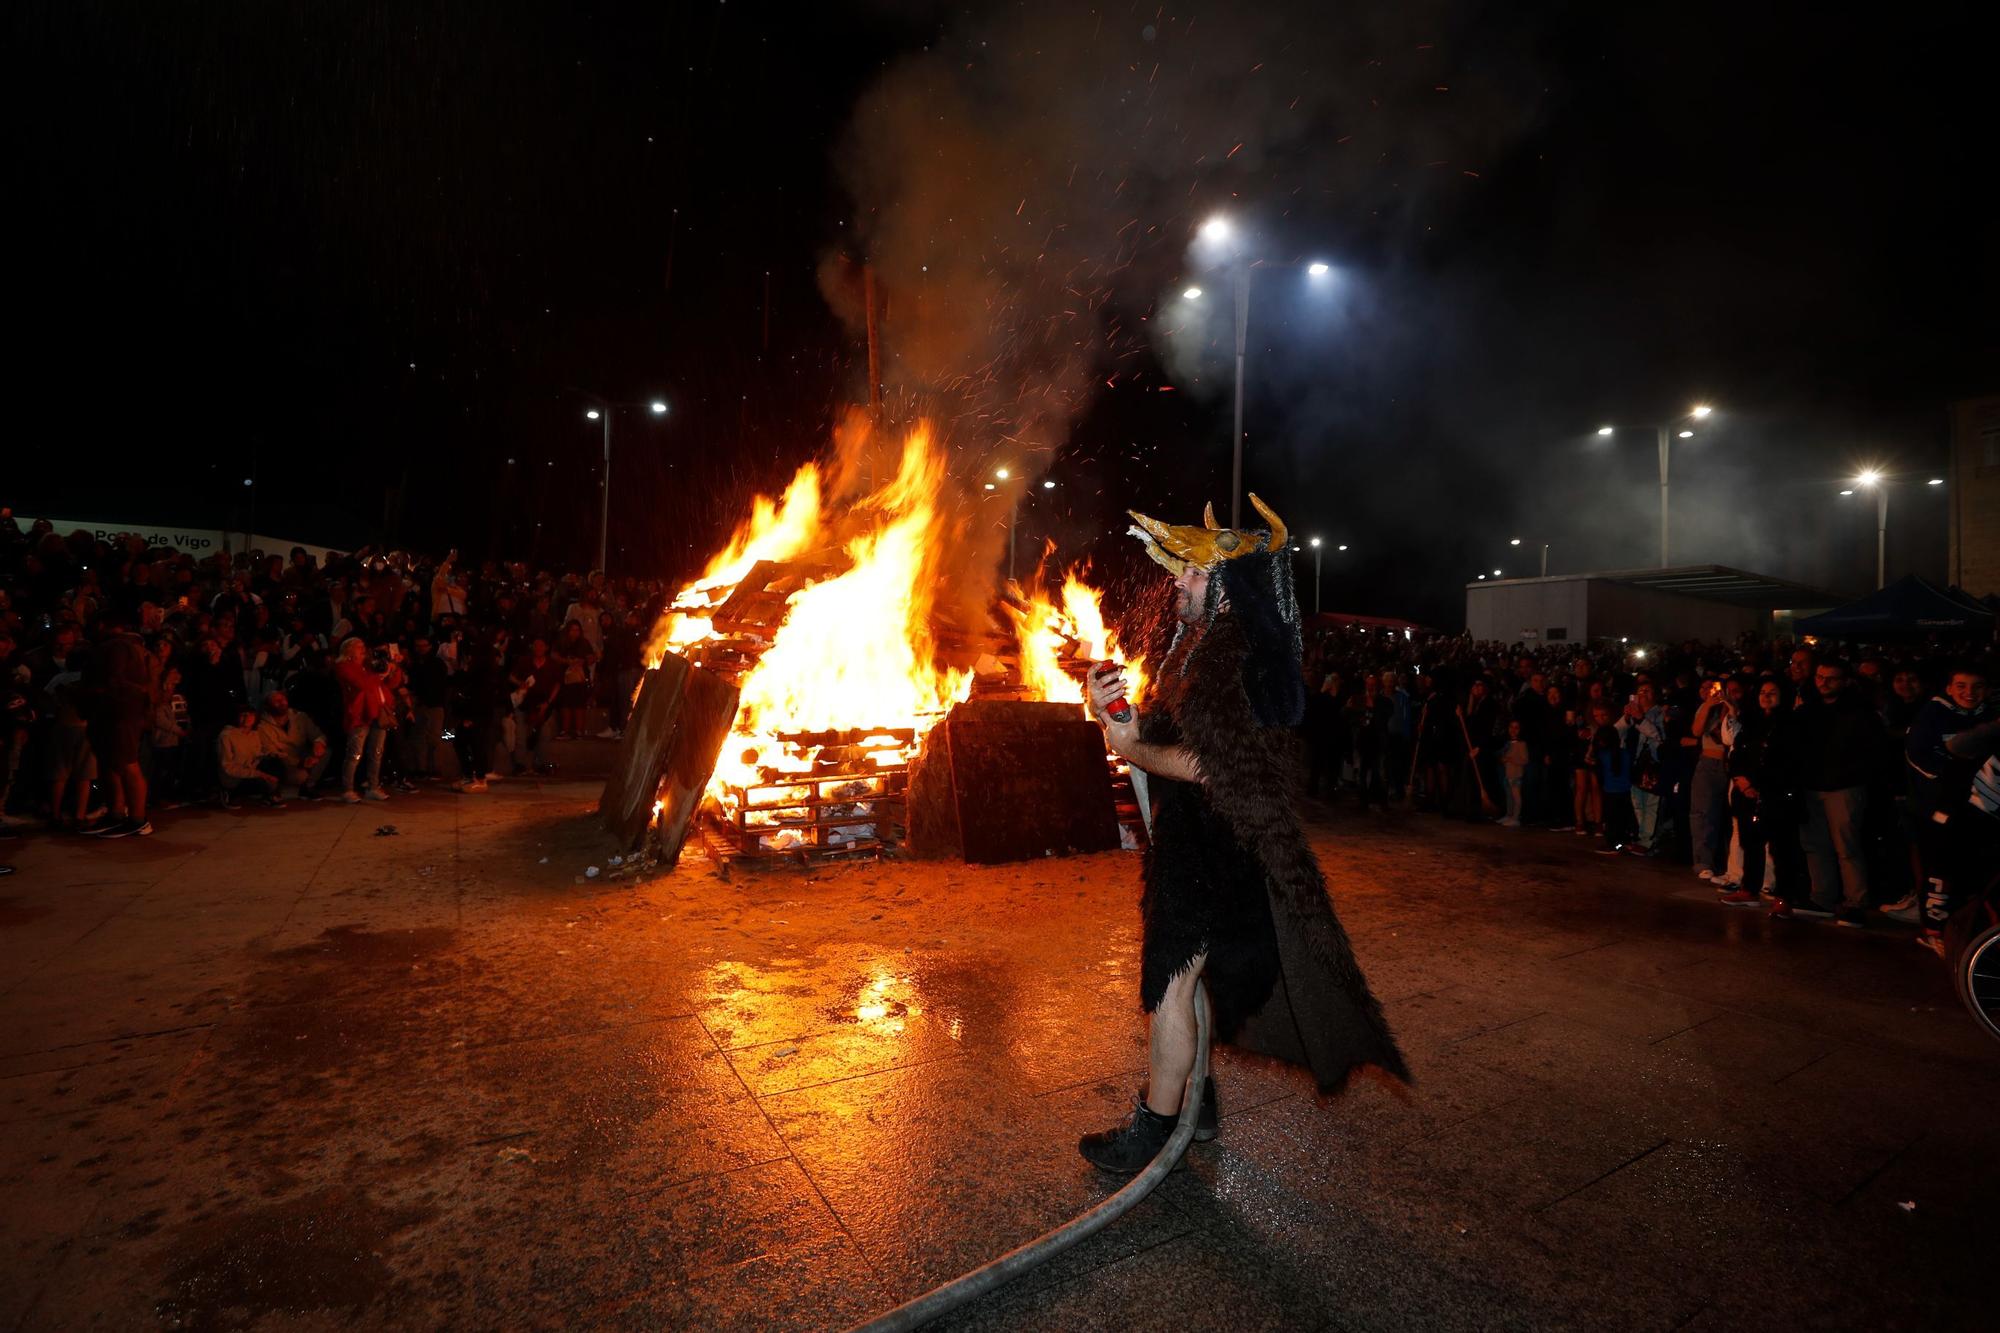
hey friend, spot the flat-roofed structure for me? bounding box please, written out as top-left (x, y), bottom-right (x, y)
top-left (1465, 564), bottom-right (1845, 646)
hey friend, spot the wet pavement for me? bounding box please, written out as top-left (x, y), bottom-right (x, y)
top-left (2, 762), bottom-right (1994, 1331)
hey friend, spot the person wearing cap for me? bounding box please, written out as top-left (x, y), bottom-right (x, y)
top-left (1077, 495), bottom-right (1409, 1172)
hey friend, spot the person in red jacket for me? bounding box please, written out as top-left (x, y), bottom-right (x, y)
top-left (334, 636), bottom-right (393, 802)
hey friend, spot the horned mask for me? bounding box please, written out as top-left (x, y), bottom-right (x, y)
top-left (1126, 494), bottom-right (1290, 577)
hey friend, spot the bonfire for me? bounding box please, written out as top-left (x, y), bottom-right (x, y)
top-left (639, 415), bottom-right (1142, 853)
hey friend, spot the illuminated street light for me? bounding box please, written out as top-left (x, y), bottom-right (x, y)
top-left (1845, 469), bottom-right (1895, 588)
top-left (1493, 568), bottom-right (1503, 577)
top-left (1337, 544), bottom-right (1348, 552)
top-left (1042, 479), bottom-right (1055, 490)
top-left (1187, 217), bottom-right (1339, 528)
top-left (1510, 537), bottom-right (1522, 546)
top-left (1928, 477), bottom-right (1944, 486)
top-left (994, 467), bottom-right (1010, 480)
top-left (1302, 538), bottom-right (1325, 612)
top-left (1596, 405), bottom-right (1718, 567)
top-left (583, 395), bottom-right (671, 572)
top-left (983, 482), bottom-right (996, 491)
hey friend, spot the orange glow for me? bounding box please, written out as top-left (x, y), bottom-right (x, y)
top-left (643, 420), bottom-right (1133, 844)
top-left (1006, 566), bottom-right (1146, 715)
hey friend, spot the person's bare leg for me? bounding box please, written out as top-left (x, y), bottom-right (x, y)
top-left (120, 763), bottom-right (147, 822)
top-left (1145, 953), bottom-right (1209, 1116)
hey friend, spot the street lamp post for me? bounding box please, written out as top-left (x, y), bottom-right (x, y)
top-left (1308, 537), bottom-right (1322, 613)
top-left (991, 471), bottom-right (1055, 581)
top-left (1597, 405), bottom-right (1711, 568)
top-left (1230, 267), bottom-right (1249, 530)
top-left (1846, 470), bottom-right (1891, 589)
top-left (584, 397), bottom-right (668, 573)
top-left (1509, 537), bottom-right (1550, 577)
top-left (1193, 217), bottom-right (1333, 528)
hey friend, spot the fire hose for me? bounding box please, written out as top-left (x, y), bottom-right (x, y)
top-left (846, 978), bottom-right (1211, 1332)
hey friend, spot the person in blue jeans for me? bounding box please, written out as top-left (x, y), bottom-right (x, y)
top-left (1627, 681), bottom-right (1667, 854)
top-left (1688, 678), bottom-right (1736, 879)
top-left (1590, 702), bottom-right (1640, 854)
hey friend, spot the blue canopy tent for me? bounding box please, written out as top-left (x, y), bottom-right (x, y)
top-left (1795, 575), bottom-right (1995, 638)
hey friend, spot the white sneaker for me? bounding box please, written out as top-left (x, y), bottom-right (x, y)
top-left (484, 771), bottom-right (507, 782)
top-left (1697, 869), bottom-right (1715, 881)
top-left (1878, 900), bottom-right (1921, 924)
top-left (363, 789), bottom-right (390, 802)
top-left (1497, 816), bottom-right (1520, 827)
top-left (595, 728), bottom-right (619, 740)
top-left (341, 791), bottom-right (361, 804)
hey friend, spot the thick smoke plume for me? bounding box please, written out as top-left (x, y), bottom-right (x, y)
top-left (822, 1), bottom-right (1550, 623)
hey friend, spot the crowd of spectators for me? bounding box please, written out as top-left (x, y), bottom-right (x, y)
top-left (6, 510), bottom-right (1996, 952)
top-left (0, 513), bottom-right (661, 854)
top-left (1299, 624), bottom-right (2000, 953)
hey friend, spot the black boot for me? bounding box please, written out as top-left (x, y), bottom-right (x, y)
top-left (1139, 1076), bottom-right (1219, 1142)
top-left (1078, 1094), bottom-right (1178, 1174)
top-left (1194, 1076), bottom-right (1219, 1143)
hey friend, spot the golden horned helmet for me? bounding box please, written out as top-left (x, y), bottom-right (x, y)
top-left (1125, 494), bottom-right (1289, 577)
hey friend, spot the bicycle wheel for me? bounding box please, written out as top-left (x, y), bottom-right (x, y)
top-left (1956, 922), bottom-right (2000, 1046)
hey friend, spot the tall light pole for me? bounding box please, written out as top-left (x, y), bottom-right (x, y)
top-left (1191, 217), bottom-right (1335, 528)
top-left (1230, 264), bottom-right (1249, 530)
top-left (1509, 536), bottom-right (1550, 577)
top-left (1308, 537), bottom-right (1322, 613)
top-left (1597, 404), bottom-right (1712, 568)
top-left (1844, 470), bottom-right (1890, 589)
top-left (988, 470), bottom-right (1056, 581)
top-left (584, 397), bottom-right (669, 573)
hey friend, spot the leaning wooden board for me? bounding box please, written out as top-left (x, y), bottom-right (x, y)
top-left (598, 655), bottom-right (741, 860)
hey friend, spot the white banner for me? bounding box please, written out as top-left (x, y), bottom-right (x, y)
top-left (25, 517), bottom-right (340, 565)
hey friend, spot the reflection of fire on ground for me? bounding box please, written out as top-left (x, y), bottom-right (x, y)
top-left (640, 414), bottom-right (1143, 857)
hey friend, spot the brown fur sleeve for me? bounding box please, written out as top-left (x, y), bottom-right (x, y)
top-left (1172, 616), bottom-right (1306, 843)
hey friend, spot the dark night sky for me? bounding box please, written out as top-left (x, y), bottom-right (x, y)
top-left (10, 1), bottom-right (1995, 625)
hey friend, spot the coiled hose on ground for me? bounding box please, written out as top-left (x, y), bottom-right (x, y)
top-left (846, 978), bottom-right (1212, 1332)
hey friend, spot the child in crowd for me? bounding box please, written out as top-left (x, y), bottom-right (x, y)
top-left (1499, 718), bottom-right (1530, 827)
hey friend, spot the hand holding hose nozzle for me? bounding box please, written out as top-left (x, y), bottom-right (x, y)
top-left (1090, 661), bottom-right (1133, 724)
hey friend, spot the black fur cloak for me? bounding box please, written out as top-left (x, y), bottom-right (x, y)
top-left (1137, 610), bottom-right (1411, 1091)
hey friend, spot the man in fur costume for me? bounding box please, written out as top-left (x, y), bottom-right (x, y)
top-left (1078, 494), bottom-right (1410, 1172)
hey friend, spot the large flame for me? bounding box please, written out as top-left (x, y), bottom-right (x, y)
top-left (1006, 567), bottom-right (1146, 712)
top-left (644, 420), bottom-right (1138, 842)
top-left (712, 430), bottom-right (971, 792)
